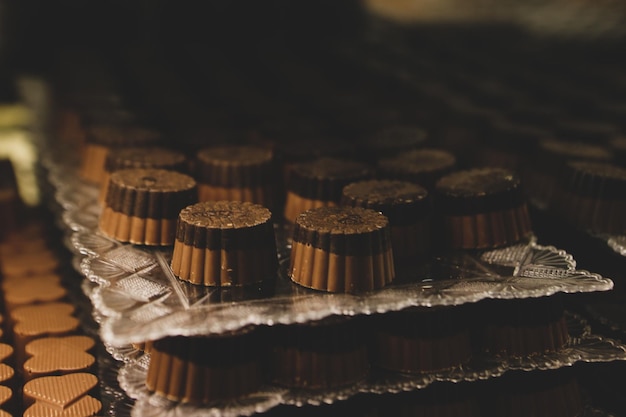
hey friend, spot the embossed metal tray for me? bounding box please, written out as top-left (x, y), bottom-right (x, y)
top-left (111, 313), bottom-right (625, 417)
top-left (43, 151), bottom-right (614, 345)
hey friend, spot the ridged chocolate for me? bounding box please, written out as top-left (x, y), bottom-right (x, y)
top-left (85, 125), bottom-right (162, 147)
top-left (479, 296), bottom-right (569, 357)
top-left (609, 136), bottom-right (626, 165)
top-left (277, 138), bottom-right (354, 165)
top-left (434, 168), bottom-right (526, 215)
top-left (174, 201), bottom-right (275, 251)
top-left (270, 317), bottom-right (368, 388)
top-left (146, 330), bottom-right (262, 403)
top-left (362, 126), bottom-right (428, 159)
top-left (377, 148), bottom-right (456, 189)
top-left (105, 169), bottom-right (197, 219)
top-left (288, 158), bottom-right (372, 202)
top-left (535, 138), bottom-right (612, 176)
top-left (562, 161), bottom-right (626, 199)
top-left (341, 180), bottom-right (429, 226)
top-left (104, 147), bottom-right (187, 173)
top-left (291, 206), bottom-right (391, 256)
top-left (196, 145), bottom-right (274, 188)
top-left (373, 306), bottom-right (472, 373)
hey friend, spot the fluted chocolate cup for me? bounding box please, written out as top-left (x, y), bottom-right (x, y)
top-left (522, 138), bottom-right (612, 210)
top-left (99, 169), bottom-right (197, 246)
top-left (478, 296), bottom-right (569, 358)
top-left (555, 161), bottom-right (626, 235)
top-left (341, 180), bottom-right (430, 265)
top-left (289, 206), bottom-right (394, 293)
top-left (196, 145), bottom-right (275, 209)
top-left (270, 316), bottom-right (368, 389)
top-left (377, 148), bottom-right (456, 190)
top-left (372, 306), bottom-right (472, 374)
top-left (79, 125), bottom-right (162, 184)
top-left (358, 125), bottom-right (428, 163)
top-left (434, 167), bottom-right (533, 250)
top-left (146, 330), bottom-right (263, 404)
top-left (99, 146), bottom-right (187, 204)
top-left (284, 157), bottom-right (372, 223)
top-left (171, 201), bottom-right (278, 287)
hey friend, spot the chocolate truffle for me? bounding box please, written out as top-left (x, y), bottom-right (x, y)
top-left (99, 169), bottom-right (197, 246)
top-left (434, 168), bottom-right (532, 250)
top-left (523, 138), bottom-right (612, 209)
top-left (146, 330), bottom-right (263, 404)
top-left (359, 125), bottom-right (427, 162)
top-left (171, 201), bottom-right (278, 286)
top-left (270, 317), bottom-right (368, 389)
top-left (377, 148), bottom-right (456, 190)
top-left (478, 296), bottom-right (569, 358)
top-left (79, 125), bottom-right (162, 184)
top-left (289, 206), bottom-right (394, 293)
top-left (555, 161), bottom-right (626, 235)
top-left (196, 145), bottom-right (275, 208)
top-left (99, 146), bottom-right (187, 204)
top-left (284, 157), bottom-right (372, 223)
top-left (372, 306), bottom-right (472, 373)
top-left (341, 180), bottom-right (430, 263)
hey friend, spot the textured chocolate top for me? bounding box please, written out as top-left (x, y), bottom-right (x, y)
top-left (105, 147), bottom-right (187, 173)
top-left (563, 161), bottom-right (626, 199)
top-left (435, 168), bottom-right (526, 215)
top-left (196, 145), bottom-right (274, 187)
top-left (540, 139), bottom-right (612, 160)
top-left (176, 201), bottom-right (276, 251)
top-left (341, 180), bottom-right (429, 225)
top-left (86, 125), bottom-right (162, 147)
top-left (364, 126), bottom-right (427, 155)
top-left (278, 138), bottom-right (354, 163)
top-left (292, 206), bottom-right (391, 256)
top-left (105, 169), bottom-right (197, 219)
top-left (377, 148), bottom-right (456, 188)
top-left (289, 157), bottom-right (372, 201)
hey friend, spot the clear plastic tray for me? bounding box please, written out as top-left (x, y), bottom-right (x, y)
top-left (44, 151), bottom-right (615, 345)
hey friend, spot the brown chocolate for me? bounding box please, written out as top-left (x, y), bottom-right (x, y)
top-left (104, 146), bottom-right (187, 173)
top-left (289, 207), bottom-right (394, 293)
top-left (23, 373), bottom-right (98, 410)
top-left (361, 126), bottom-right (428, 161)
top-left (100, 147), bottom-right (188, 204)
top-left (171, 201), bottom-right (278, 286)
top-left (11, 303), bottom-right (79, 363)
top-left (373, 307), bottom-right (472, 373)
top-left (146, 331), bottom-right (262, 404)
top-left (80, 126), bottom-right (162, 184)
top-left (270, 317), bottom-right (368, 389)
top-left (23, 396), bottom-right (101, 417)
top-left (100, 169), bottom-right (197, 245)
top-left (3, 279), bottom-right (66, 309)
top-left (24, 336), bottom-right (95, 379)
top-left (341, 180), bottom-right (429, 225)
top-left (435, 168), bottom-right (532, 249)
top-left (287, 157), bottom-right (372, 202)
top-left (479, 297), bottom-right (569, 357)
top-left (196, 146), bottom-right (274, 188)
top-left (377, 148), bottom-right (456, 189)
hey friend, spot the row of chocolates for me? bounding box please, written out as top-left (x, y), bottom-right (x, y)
top-left (0, 222), bottom-right (101, 416)
top-left (138, 295), bottom-right (569, 405)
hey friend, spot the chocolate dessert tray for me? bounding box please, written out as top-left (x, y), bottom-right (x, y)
top-left (107, 312), bottom-right (626, 417)
top-left (43, 156), bottom-right (616, 346)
